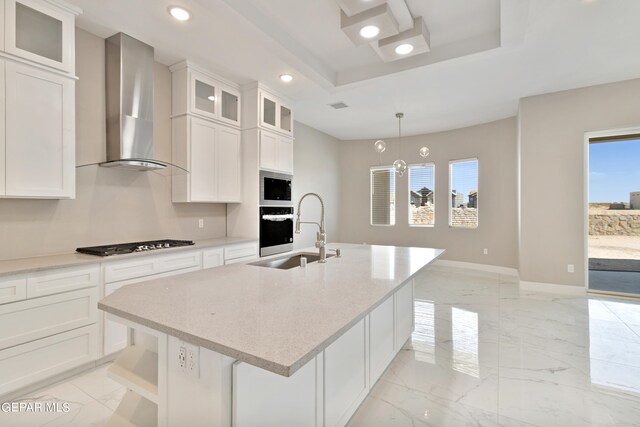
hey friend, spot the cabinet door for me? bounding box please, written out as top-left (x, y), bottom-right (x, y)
top-left (395, 280), bottom-right (414, 351)
top-left (276, 137), bottom-right (293, 174)
top-left (0, 59), bottom-right (5, 195)
top-left (217, 126), bottom-right (241, 202)
top-left (190, 70), bottom-right (217, 119)
top-left (219, 85), bottom-right (240, 126)
top-left (259, 130), bottom-right (278, 171)
top-left (324, 318), bottom-right (368, 427)
top-left (260, 92), bottom-right (278, 131)
top-left (233, 358), bottom-right (316, 427)
top-left (4, 0), bottom-right (76, 73)
top-left (279, 104), bottom-right (293, 134)
top-left (4, 62), bottom-right (74, 198)
top-left (369, 296), bottom-right (395, 385)
top-left (189, 117), bottom-right (217, 201)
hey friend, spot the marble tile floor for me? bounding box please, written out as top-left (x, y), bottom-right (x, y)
top-left (3, 265), bottom-right (640, 426)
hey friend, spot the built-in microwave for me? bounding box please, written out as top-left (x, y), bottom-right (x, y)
top-left (259, 170), bottom-right (292, 206)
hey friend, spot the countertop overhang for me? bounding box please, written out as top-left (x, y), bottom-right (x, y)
top-left (98, 244), bottom-right (444, 377)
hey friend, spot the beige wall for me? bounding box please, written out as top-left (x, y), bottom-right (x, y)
top-left (338, 118), bottom-right (518, 268)
top-left (292, 122), bottom-right (342, 249)
top-left (519, 78), bottom-right (640, 287)
top-left (0, 29), bottom-right (227, 260)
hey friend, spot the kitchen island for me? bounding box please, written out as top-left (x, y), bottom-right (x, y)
top-left (98, 243), bottom-right (443, 426)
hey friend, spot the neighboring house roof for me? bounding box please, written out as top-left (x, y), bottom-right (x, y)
top-left (469, 190), bottom-right (478, 196)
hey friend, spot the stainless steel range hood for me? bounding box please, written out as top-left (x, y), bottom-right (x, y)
top-left (101, 33), bottom-right (167, 171)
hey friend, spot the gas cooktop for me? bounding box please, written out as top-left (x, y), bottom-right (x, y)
top-left (76, 239), bottom-right (195, 256)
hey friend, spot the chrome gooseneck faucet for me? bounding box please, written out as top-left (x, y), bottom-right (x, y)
top-left (295, 193), bottom-right (327, 262)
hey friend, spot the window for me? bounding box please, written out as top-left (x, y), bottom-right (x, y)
top-left (408, 164), bottom-right (435, 226)
top-left (449, 159), bottom-right (478, 228)
top-left (370, 167), bottom-right (395, 226)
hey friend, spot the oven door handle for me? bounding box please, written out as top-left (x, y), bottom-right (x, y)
top-left (262, 214), bottom-right (294, 221)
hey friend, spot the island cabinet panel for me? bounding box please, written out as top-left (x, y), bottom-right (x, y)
top-left (324, 318), bottom-right (368, 427)
top-left (369, 295), bottom-right (395, 385)
top-left (233, 358), bottom-right (317, 427)
top-left (395, 279), bottom-right (415, 350)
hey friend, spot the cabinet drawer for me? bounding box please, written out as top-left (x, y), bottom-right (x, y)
top-left (224, 242), bottom-right (258, 262)
top-left (202, 248), bottom-right (224, 269)
top-left (27, 265), bottom-right (99, 298)
top-left (0, 325), bottom-right (96, 396)
top-left (104, 257), bottom-right (156, 284)
top-left (104, 251), bottom-right (202, 284)
top-left (0, 287), bottom-right (97, 350)
top-left (0, 275), bottom-right (27, 305)
top-left (156, 251), bottom-right (201, 275)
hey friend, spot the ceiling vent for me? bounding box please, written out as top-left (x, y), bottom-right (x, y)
top-left (329, 102), bottom-right (349, 109)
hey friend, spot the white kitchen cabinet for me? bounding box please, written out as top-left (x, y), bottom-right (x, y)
top-left (3, 61), bottom-right (75, 198)
top-left (224, 241), bottom-right (259, 264)
top-left (26, 264), bottom-right (98, 298)
top-left (324, 318), bottom-right (368, 427)
top-left (202, 247), bottom-right (224, 269)
top-left (395, 279), bottom-right (414, 350)
top-left (259, 90), bottom-right (293, 136)
top-left (233, 358), bottom-right (317, 427)
top-left (369, 296), bottom-right (395, 385)
top-left (3, 0), bottom-right (80, 74)
top-left (0, 325), bottom-right (96, 396)
top-left (0, 274), bottom-right (26, 305)
top-left (170, 61), bottom-right (241, 127)
top-left (0, 287), bottom-right (97, 349)
top-left (172, 115), bottom-right (241, 203)
top-left (260, 130), bottom-right (293, 174)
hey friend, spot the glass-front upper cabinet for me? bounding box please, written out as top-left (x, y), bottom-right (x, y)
top-left (170, 62), bottom-right (242, 127)
top-left (262, 95), bottom-right (277, 128)
top-left (260, 91), bottom-right (293, 135)
top-left (4, 0), bottom-right (80, 74)
top-left (280, 105), bottom-right (292, 133)
top-left (220, 86), bottom-right (240, 126)
top-left (191, 73), bottom-right (217, 119)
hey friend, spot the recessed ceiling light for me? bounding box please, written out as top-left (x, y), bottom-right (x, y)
top-left (359, 25), bottom-right (380, 39)
top-left (280, 74), bottom-right (293, 83)
top-left (395, 43), bottom-right (414, 55)
top-left (207, 95), bottom-right (216, 101)
top-left (168, 6), bottom-right (190, 21)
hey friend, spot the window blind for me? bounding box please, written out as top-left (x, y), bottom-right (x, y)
top-left (371, 167), bottom-right (395, 226)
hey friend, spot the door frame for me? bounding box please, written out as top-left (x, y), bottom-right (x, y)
top-left (583, 126), bottom-right (640, 294)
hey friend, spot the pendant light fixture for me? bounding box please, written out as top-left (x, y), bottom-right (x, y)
top-left (373, 113), bottom-right (430, 176)
top-left (392, 113), bottom-right (407, 176)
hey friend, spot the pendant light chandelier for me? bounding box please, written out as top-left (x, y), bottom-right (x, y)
top-left (373, 113), bottom-right (430, 176)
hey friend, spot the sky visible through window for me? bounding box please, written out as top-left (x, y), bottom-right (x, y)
top-left (451, 160), bottom-right (478, 205)
top-left (589, 139), bottom-right (640, 202)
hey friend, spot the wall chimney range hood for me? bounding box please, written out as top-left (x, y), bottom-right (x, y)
top-left (101, 33), bottom-right (167, 171)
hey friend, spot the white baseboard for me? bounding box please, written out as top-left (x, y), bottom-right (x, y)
top-left (519, 280), bottom-right (586, 295)
top-left (433, 259), bottom-right (519, 277)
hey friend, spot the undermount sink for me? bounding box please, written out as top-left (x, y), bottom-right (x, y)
top-left (249, 252), bottom-right (335, 270)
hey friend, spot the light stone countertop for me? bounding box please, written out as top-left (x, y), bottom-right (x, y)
top-left (0, 237), bottom-right (256, 277)
top-left (98, 243), bottom-right (444, 377)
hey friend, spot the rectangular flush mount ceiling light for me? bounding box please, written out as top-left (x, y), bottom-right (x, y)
top-left (337, 0), bottom-right (387, 16)
top-left (377, 17), bottom-right (430, 62)
top-left (340, 3), bottom-right (399, 45)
